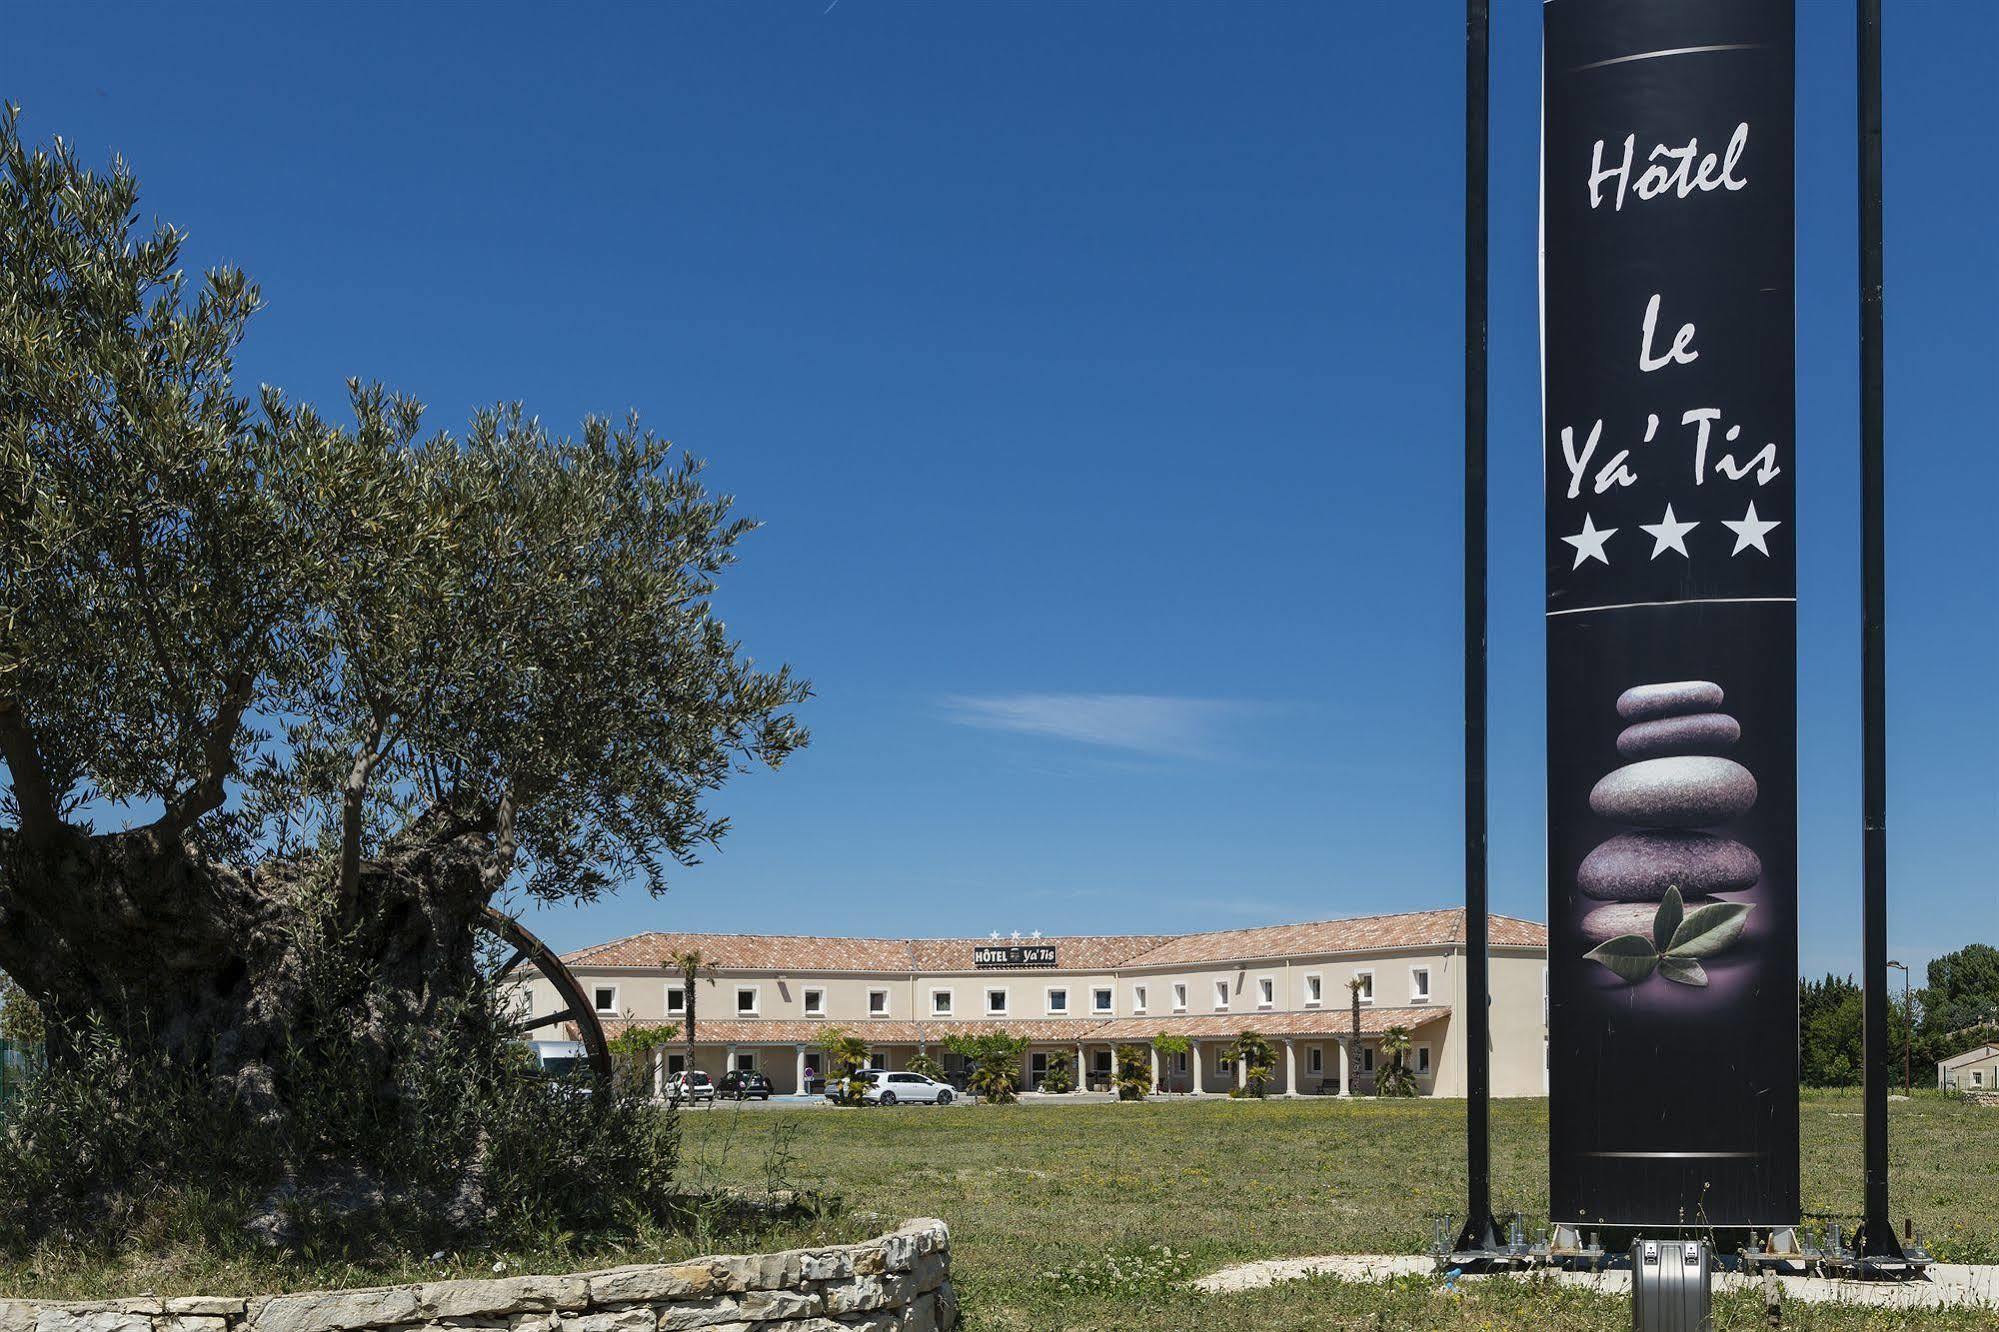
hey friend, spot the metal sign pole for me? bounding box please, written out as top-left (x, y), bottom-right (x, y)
top-left (1453, 0), bottom-right (1503, 1262)
top-left (1855, 0), bottom-right (1904, 1265)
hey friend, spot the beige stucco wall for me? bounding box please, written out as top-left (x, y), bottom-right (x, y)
top-left (1940, 1050), bottom-right (1999, 1091)
top-left (514, 937), bottom-right (1549, 1099)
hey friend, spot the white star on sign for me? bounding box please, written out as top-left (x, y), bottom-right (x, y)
top-left (1561, 512), bottom-right (1617, 569)
top-left (1638, 503), bottom-right (1700, 560)
top-left (1721, 500), bottom-right (1781, 556)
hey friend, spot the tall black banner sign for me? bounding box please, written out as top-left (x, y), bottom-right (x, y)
top-left (1543, 0), bottom-right (1798, 1228)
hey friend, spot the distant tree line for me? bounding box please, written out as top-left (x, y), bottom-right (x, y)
top-left (1801, 943), bottom-right (1999, 1087)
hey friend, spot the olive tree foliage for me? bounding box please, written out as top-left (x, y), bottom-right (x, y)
top-left (0, 109), bottom-right (808, 1101)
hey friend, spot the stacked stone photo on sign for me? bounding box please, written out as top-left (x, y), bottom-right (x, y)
top-left (1577, 681), bottom-right (1759, 987)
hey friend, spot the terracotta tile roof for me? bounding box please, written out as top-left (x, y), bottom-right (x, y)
top-left (561, 912), bottom-right (1543, 974)
top-left (564, 933), bottom-right (918, 972)
top-left (1089, 1005), bottom-right (1450, 1040)
top-left (591, 1017), bottom-right (1117, 1044)
top-left (905, 935), bottom-right (1174, 972)
top-left (1125, 911), bottom-right (1544, 966)
top-left (585, 1006), bottom-right (1448, 1046)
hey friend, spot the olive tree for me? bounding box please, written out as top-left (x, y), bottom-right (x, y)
top-left (0, 112), bottom-right (808, 1147)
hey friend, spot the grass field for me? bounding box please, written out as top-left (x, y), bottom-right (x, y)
top-left (4, 1091), bottom-right (1994, 1329)
top-left (674, 1089), bottom-right (1999, 1330)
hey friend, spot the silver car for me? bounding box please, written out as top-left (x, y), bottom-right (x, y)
top-left (856, 1070), bottom-right (955, 1106)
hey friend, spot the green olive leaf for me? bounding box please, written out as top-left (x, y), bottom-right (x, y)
top-left (1658, 957), bottom-right (1709, 987)
top-left (1652, 886), bottom-right (1685, 953)
top-left (1664, 901), bottom-right (1754, 958)
top-left (1584, 934), bottom-right (1659, 983)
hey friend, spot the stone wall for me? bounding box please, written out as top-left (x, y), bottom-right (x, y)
top-left (0, 1220), bottom-right (956, 1332)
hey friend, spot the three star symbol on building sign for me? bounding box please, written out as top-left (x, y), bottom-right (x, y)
top-left (1561, 513), bottom-right (1617, 569)
top-left (1721, 500), bottom-right (1782, 556)
top-left (1638, 503), bottom-right (1700, 560)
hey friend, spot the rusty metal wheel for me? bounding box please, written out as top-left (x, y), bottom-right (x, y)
top-left (478, 904), bottom-right (613, 1087)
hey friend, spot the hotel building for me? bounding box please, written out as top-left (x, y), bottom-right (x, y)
top-left (529, 909), bottom-right (1548, 1097)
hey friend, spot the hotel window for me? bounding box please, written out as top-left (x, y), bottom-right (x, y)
top-left (1132, 985), bottom-right (1148, 1014)
top-left (1175, 1051), bottom-right (1188, 1073)
top-left (1172, 983), bottom-right (1187, 1012)
top-left (1046, 987), bottom-right (1069, 1014)
top-left (1410, 967), bottom-right (1431, 1004)
top-left (931, 988), bottom-right (954, 1016)
top-left (1973, 1070), bottom-right (1985, 1089)
top-left (667, 1052), bottom-right (686, 1075)
top-left (665, 986), bottom-right (686, 1015)
top-left (1214, 980), bottom-right (1230, 1011)
top-left (1305, 974), bottom-right (1323, 1007)
top-left (1256, 977), bottom-right (1274, 1009)
top-left (1217, 1053), bottom-right (1234, 1072)
top-left (1353, 970), bottom-right (1375, 1005)
top-left (735, 986), bottom-right (759, 1015)
top-left (592, 985), bottom-right (618, 1015)
top-left (1416, 1044), bottom-right (1432, 1075)
top-left (734, 1052), bottom-right (757, 1073)
top-left (1362, 1046), bottom-right (1375, 1073)
top-left (867, 988), bottom-right (889, 1016)
top-left (1308, 1046), bottom-right (1323, 1075)
top-left (986, 987), bottom-right (1008, 1015)
top-left (1092, 987), bottom-right (1113, 1015)
top-left (802, 988), bottom-right (825, 1017)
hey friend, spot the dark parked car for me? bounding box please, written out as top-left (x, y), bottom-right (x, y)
top-left (717, 1069), bottom-right (773, 1101)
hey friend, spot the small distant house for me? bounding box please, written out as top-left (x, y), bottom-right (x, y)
top-left (1937, 1043), bottom-right (1999, 1093)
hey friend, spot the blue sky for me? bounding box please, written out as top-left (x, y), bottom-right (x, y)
top-left (7, 2), bottom-right (1992, 979)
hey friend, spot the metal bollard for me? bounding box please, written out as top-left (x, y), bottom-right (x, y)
top-left (1631, 1238), bottom-right (1712, 1331)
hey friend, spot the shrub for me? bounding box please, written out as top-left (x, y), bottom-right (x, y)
top-left (1225, 1031), bottom-right (1276, 1098)
top-left (816, 1028), bottom-right (871, 1106)
top-left (1114, 1044), bottom-right (1151, 1101)
top-left (1042, 1052), bottom-right (1075, 1095)
top-left (905, 1053), bottom-right (945, 1081)
top-left (1039, 1243), bottom-right (1197, 1305)
top-left (943, 1032), bottom-right (1027, 1103)
top-left (0, 977), bottom-right (680, 1255)
top-left (1376, 1025), bottom-right (1418, 1097)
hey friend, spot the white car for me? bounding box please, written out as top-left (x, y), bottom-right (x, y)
top-left (665, 1070), bottom-right (715, 1104)
top-left (855, 1070), bottom-right (955, 1106)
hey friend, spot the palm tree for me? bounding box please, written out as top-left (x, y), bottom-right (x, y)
top-left (1347, 976), bottom-right (1365, 1093)
top-left (1376, 1024), bottom-right (1418, 1097)
top-left (1225, 1030), bottom-right (1276, 1098)
top-left (669, 949), bottom-right (717, 1079)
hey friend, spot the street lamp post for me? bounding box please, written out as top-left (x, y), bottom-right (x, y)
top-left (1888, 961), bottom-right (1911, 1097)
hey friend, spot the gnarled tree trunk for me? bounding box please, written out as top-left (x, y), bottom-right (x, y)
top-left (0, 808), bottom-right (497, 1124)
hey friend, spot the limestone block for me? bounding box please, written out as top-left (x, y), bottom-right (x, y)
top-left (906, 1254), bottom-right (946, 1295)
top-left (252, 1287), bottom-right (422, 1332)
top-left (0, 1303), bottom-right (41, 1332)
top-left (557, 1309), bottom-right (654, 1332)
top-left (161, 1316), bottom-right (229, 1332)
top-left (730, 1290), bottom-right (818, 1322)
top-left (792, 1252), bottom-right (849, 1286)
top-left (931, 1283), bottom-right (957, 1331)
top-left (420, 1280), bottom-right (587, 1320)
top-left (34, 1312), bottom-right (154, 1332)
top-left (585, 1265), bottom-right (720, 1307)
top-left (875, 1235), bottom-right (917, 1276)
top-left (650, 1301), bottom-right (746, 1331)
top-left (163, 1302), bottom-right (245, 1319)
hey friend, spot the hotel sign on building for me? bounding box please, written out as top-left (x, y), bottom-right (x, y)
top-left (518, 908), bottom-right (1548, 1100)
top-left (972, 944), bottom-right (1058, 969)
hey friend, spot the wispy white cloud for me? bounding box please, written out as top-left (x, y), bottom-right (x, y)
top-left (939, 692), bottom-right (1260, 760)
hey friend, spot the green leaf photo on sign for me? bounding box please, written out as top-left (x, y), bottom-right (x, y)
top-left (1664, 901), bottom-right (1754, 958)
top-left (1584, 933), bottom-right (1659, 983)
top-left (1652, 886), bottom-right (1685, 953)
top-left (1658, 957), bottom-right (1709, 987)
